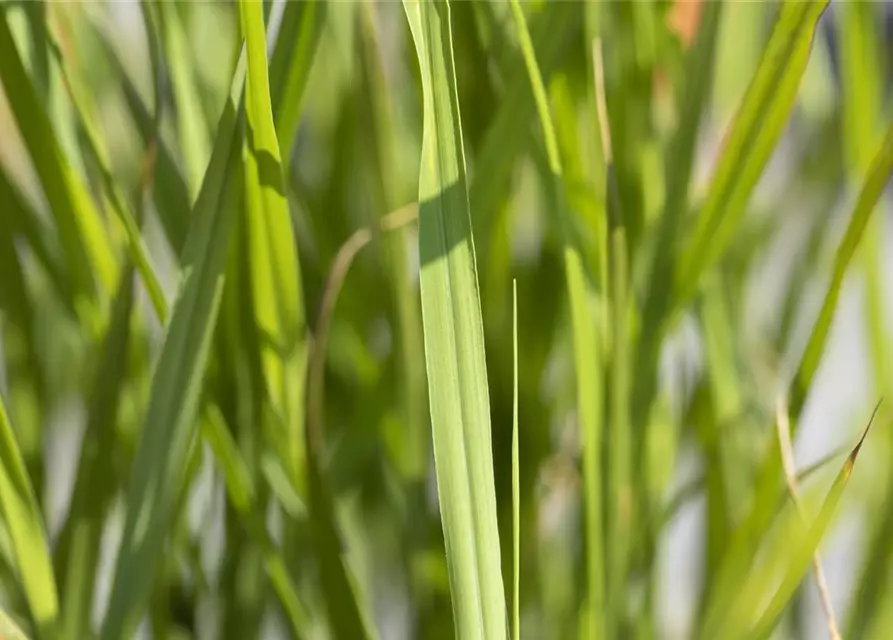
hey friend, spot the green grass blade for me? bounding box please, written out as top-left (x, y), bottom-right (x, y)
top-left (0, 391), bottom-right (58, 639)
top-left (44, 27), bottom-right (169, 323)
top-left (677, 0), bottom-right (829, 306)
top-left (633, 0), bottom-right (723, 427)
top-left (468, 2), bottom-right (576, 253)
top-left (511, 279), bottom-right (519, 640)
top-left (0, 7), bottom-right (117, 306)
top-left (98, 54), bottom-right (246, 640)
top-left (403, 1), bottom-right (507, 637)
top-left (506, 3), bottom-right (605, 634)
top-left (788, 117), bottom-right (893, 418)
top-left (696, 275), bottom-right (744, 578)
top-left (269, 0), bottom-right (327, 157)
top-left (839, 6), bottom-right (891, 629)
top-left (157, 2), bottom-right (211, 201)
top-left (54, 267), bottom-right (135, 640)
top-left (606, 225), bottom-right (630, 635)
top-left (240, 0), bottom-right (308, 488)
top-left (137, 0), bottom-right (164, 122)
top-left (836, 1), bottom-right (883, 174)
top-left (699, 111), bottom-right (893, 640)
top-left (747, 409), bottom-right (877, 640)
top-left (212, 218), bottom-right (270, 636)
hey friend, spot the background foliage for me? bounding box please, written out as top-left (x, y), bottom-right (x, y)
top-left (0, 1), bottom-right (893, 639)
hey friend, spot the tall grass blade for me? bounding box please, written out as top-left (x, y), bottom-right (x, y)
top-left (677, 0), bottom-right (829, 306)
top-left (839, 6), bottom-right (893, 630)
top-left (507, 2), bottom-right (605, 634)
top-left (44, 24), bottom-right (168, 322)
top-left (99, 54), bottom-right (246, 640)
top-left (511, 279), bottom-right (520, 640)
top-left (212, 204), bottom-right (269, 637)
top-left (54, 267), bottom-right (135, 640)
top-left (269, 0), bottom-right (327, 157)
top-left (700, 110), bottom-right (893, 640)
top-left (633, 0), bottom-right (723, 428)
top-left (606, 224), bottom-right (630, 635)
top-left (403, 1), bottom-right (507, 637)
top-left (157, 2), bottom-right (211, 201)
top-left (747, 404), bottom-right (879, 640)
top-left (469, 2), bottom-right (576, 253)
top-left (697, 276), bottom-right (744, 578)
top-left (774, 399), bottom-right (840, 639)
top-left (788, 118), bottom-right (893, 418)
top-left (0, 392), bottom-right (58, 639)
top-left (240, 0), bottom-right (308, 488)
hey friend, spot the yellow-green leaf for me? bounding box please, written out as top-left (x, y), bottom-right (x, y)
top-left (403, 1), bottom-right (507, 638)
top-left (0, 393), bottom-right (58, 639)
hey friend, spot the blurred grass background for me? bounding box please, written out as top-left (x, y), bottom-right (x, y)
top-left (0, 1), bottom-right (893, 639)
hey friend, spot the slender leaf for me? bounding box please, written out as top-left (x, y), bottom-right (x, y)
top-left (468, 2), bottom-right (577, 254)
top-left (99, 53), bottom-right (246, 640)
top-left (55, 266), bottom-right (135, 640)
top-left (45, 23), bottom-right (168, 322)
top-left (633, 0), bottom-right (723, 429)
top-left (677, 0), bottom-right (829, 305)
top-left (157, 1), bottom-right (211, 201)
top-left (269, 0), bottom-right (327, 157)
top-left (403, 1), bottom-right (507, 638)
top-left (788, 118), bottom-right (893, 418)
top-left (0, 391), bottom-right (57, 639)
top-left (240, 0), bottom-right (308, 489)
top-left (511, 279), bottom-right (520, 640)
top-left (748, 408), bottom-right (877, 640)
top-left (840, 6), bottom-right (891, 630)
top-left (507, 2), bottom-right (605, 634)
top-left (606, 224), bottom-right (630, 635)
top-left (700, 110), bottom-right (893, 640)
